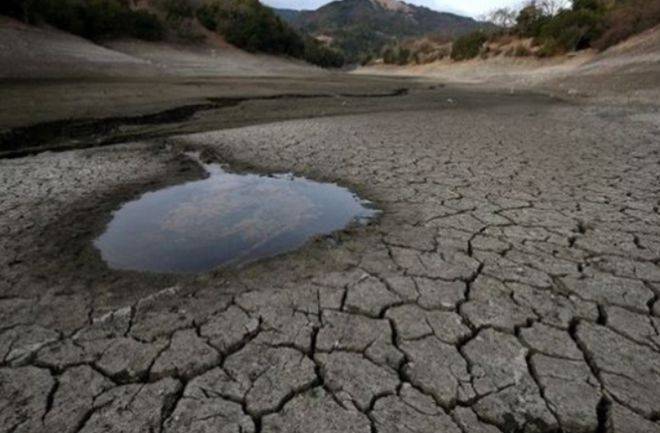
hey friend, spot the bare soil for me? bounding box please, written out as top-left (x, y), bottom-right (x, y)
top-left (357, 26), bottom-right (660, 105)
top-left (1, 17), bottom-right (659, 433)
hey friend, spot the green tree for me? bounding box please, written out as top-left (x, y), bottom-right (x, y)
top-left (197, 0), bottom-right (343, 67)
top-left (451, 31), bottom-right (487, 61)
top-left (516, 4), bottom-right (549, 37)
top-left (13, 0), bottom-right (163, 41)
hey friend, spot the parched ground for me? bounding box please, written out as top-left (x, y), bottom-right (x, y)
top-left (1, 86), bottom-right (659, 433)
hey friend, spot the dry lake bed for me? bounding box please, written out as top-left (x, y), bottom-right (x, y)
top-left (1, 76), bottom-right (659, 433)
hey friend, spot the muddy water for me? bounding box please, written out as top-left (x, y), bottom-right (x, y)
top-left (94, 160), bottom-right (379, 273)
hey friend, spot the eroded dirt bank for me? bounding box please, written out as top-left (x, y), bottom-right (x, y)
top-left (356, 26), bottom-right (660, 107)
top-left (1, 83), bottom-right (659, 433)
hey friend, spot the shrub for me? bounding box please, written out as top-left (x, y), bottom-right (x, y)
top-left (536, 37), bottom-right (564, 57)
top-left (381, 45), bottom-right (410, 65)
top-left (515, 4), bottom-right (550, 38)
top-left (1, 0), bottom-right (27, 20)
top-left (85, 0), bottom-right (133, 37)
top-left (396, 47), bottom-right (410, 64)
top-left (196, 3), bottom-right (217, 30)
top-left (303, 38), bottom-right (345, 68)
top-left (382, 47), bottom-right (395, 64)
top-left (130, 9), bottom-right (165, 41)
top-left (451, 31), bottom-right (487, 61)
top-left (197, 0), bottom-right (304, 56)
top-left (537, 8), bottom-right (605, 53)
top-left (174, 20), bottom-right (205, 43)
top-left (198, 0), bottom-right (343, 68)
top-left (483, 0), bottom-right (660, 57)
top-left (360, 53), bottom-right (374, 66)
top-left (16, 0), bottom-right (164, 41)
top-left (156, 0), bottom-right (194, 23)
top-left (572, 0), bottom-right (607, 13)
top-left (514, 45), bottom-right (531, 57)
top-left (26, 0), bottom-right (87, 35)
top-left (593, 0), bottom-right (660, 50)
top-left (525, 0), bottom-right (660, 55)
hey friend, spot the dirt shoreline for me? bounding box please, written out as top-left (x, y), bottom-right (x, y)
top-left (355, 26), bottom-right (660, 106)
top-left (0, 76), bottom-right (564, 158)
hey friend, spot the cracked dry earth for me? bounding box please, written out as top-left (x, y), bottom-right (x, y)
top-left (1, 92), bottom-right (660, 433)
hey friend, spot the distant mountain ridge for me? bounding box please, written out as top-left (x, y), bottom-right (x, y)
top-left (273, 0), bottom-right (488, 62)
top-left (273, 7), bottom-right (305, 22)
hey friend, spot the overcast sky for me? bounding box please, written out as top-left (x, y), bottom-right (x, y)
top-left (260, 0), bottom-right (525, 17)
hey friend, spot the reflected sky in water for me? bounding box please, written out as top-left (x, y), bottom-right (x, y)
top-left (95, 160), bottom-right (379, 273)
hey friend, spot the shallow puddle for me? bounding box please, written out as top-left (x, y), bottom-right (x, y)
top-left (94, 158), bottom-right (379, 273)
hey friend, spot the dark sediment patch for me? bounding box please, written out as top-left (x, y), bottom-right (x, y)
top-left (0, 88), bottom-right (409, 158)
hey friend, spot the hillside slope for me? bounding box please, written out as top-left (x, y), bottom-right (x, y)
top-left (284, 0), bottom-right (486, 62)
top-left (356, 26), bottom-right (660, 104)
top-left (292, 0), bottom-right (482, 37)
top-left (0, 16), bottom-right (321, 79)
top-left (0, 17), bottom-right (157, 78)
top-left (545, 25), bottom-right (660, 102)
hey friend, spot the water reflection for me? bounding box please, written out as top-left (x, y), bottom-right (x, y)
top-left (94, 159), bottom-right (379, 273)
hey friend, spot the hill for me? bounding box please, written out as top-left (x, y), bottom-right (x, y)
top-left (283, 0), bottom-right (488, 63)
top-left (0, 0), bottom-right (345, 68)
top-left (0, 15), bottom-right (320, 79)
top-left (357, 24), bottom-right (660, 104)
top-left (273, 8), bottom-right (303, 22)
